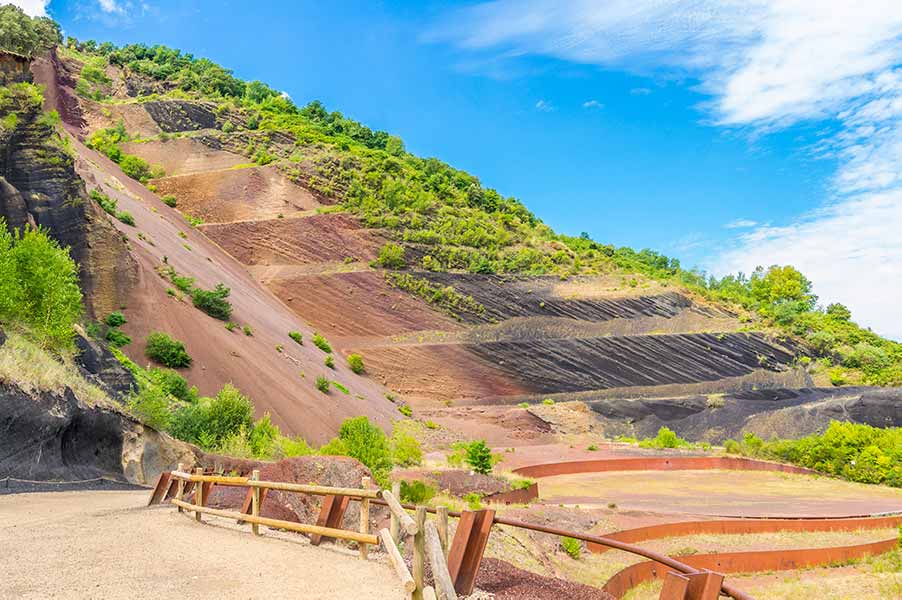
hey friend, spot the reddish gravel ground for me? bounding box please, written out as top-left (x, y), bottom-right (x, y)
top-left (474, 558), bottom-right (613, 600)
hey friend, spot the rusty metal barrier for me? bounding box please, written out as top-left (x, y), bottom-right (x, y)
top-left (602, 537), bottom-right (900, 599)
top-left (588, 515), bottom-right (902, 553)
top-left (512, 456), bottom-right (816, 478)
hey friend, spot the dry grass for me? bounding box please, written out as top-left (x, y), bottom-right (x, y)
top-left (0, 331), bottom-right (113, 407)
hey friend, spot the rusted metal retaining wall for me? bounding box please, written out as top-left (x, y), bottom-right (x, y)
top-left (602, 537), bottom-right (899, 599)
top-left (483, 483), bottom-right (539, 505)
top-left (588, 515), bottom-right (902, 553)
top-left (512, 456), bottom-right (816, 478)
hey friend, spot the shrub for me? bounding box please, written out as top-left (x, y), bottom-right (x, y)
top-left (169, 384), bottom-right (253, 447)
top-left (517, 402), bottom-right (529, 408)
top-left (337, 416), bottom-right (393, 480)
top-left (148, 368), bottom-right (195, 402)
top-left (312, 333), bottom-right (332, 353)
top-left (115, 210), bottom-right (135, 226)
top-left (191, 283), bottom-right (233, 320)
top-left (225, 322), bottom-right (237, 331)
top-left (105, 311), bottom-right (127, 327)
top-left (105, 327), bottom-right (131, 347)
top-left (587, 444), bottom-right (598, 451)
top-left (398, 404), bottom-right (412, 417)
top-left (145, 331), bottom-right (192, 368)
top-left (243, 325), bottom-right (253, 336)
top-left (324, 355), bottom-right (335, 369)
top-left (248, 414), bottom-right (280, 457)
top-left (347, 353), bottom-right (365, 374)
top-left (399, 479), bottom-right (436, 504)
top-left (639, 426), bottom-right (688, 449)
top-left (723, 439), bottom-right (741, 454)
top-left (90, 189), bottom-right (117, 215)
top-left (288, 331), bottom-right (303, 345)
top-left (542, 398), bottom-right (554, 405)
top-left (127, 385), bottom-right (171, 430)
top-left (315, 375), bottom-right (330, 393)
top-left (119, 153), bottom-right (154, 182)
top-left (464, 492), bottom-right (483, 510)
top-left (465, 440), bottom-right (493, 475)
top-left (390, 429), bottom-right (422, 466)
top-left (0, 221), bottom-right (82, 348)
top-left (560, 536), bottom-right (581, 559)
top-left (161, 194), bottom-right (177, 208)
top-left (374, 242), bottom-right (406, 269)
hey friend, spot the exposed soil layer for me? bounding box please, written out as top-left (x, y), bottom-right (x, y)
top-left (81, 98), bottom-right (162, 138)
top-left (589, 386), bottom-right (902, 442)
top-left (266, 271), bottom-right (464, 339)
top-left (201, 213), bottom-right (382, 266)
top-left (120, 137), bottom-right (246, 176)
top-left (474, 558), bottom-right (613, 600)
top-left (151, 165), bottom-right (320, 223)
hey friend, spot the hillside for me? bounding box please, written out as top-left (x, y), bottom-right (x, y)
top-left (1, 5), bottom-right (899, 461)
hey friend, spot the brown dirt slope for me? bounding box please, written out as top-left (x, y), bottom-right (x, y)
top-left (151, 164), bottom-right (320, 223)
top-left (120, 137), bottom-right (246, 176)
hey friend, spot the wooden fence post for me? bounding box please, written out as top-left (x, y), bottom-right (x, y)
top-left (413, 506), bottom-right (427, 600)
top-left (425, 520), bottom-right (458, 600)
top-left (251, 469), bottom-right (261, 536)
top-left (194, 467), bottom-right (204, 522)
top-left (437, 506), bottom-right (449, 556)
top-left (390, 481), bottom-right (401, 543)
top-left (175, 463), bottom-right (184, 513)
top-left (359, 476), bottom-right (371, 559)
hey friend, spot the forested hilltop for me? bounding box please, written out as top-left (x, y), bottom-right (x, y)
top-left (2, 3), bottom-right (900, 387)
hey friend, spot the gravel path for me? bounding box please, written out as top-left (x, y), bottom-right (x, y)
top-left (0, 490), bottom-right (405, 599)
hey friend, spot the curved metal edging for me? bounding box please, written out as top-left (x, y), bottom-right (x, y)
top-left (601, 537), bottom-right (900, 599)
top-left (588, 515), bottom-right (902, 553)
top-left (511, 456), bottom-right (817, 478)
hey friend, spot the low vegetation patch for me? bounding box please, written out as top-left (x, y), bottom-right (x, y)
top-left (312, 333), bottom-right (332, 353)
top-left (347, 353), bottom-right (365, 374)
top-left (288, 331), bottom-right (303, 345)
top-left (385, 272), bottom-right (485, 320)
top-left (144, 331), bottom-right (192, 368)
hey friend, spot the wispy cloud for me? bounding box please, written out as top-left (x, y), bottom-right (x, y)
top-left (582, 99), bottom-right (604, 109)
top-left (97, 0), bottom-right (124, 14)
top-left (535, 99), bottom-right (555, 112)
top-left (630, 87), bottom-right (652, 96)
top-left (724, 219), bottom-right (758, 229)
top-left (7, 0), bottom-right (49, 16)
top-left (426, 0), bottom-right (902, 339)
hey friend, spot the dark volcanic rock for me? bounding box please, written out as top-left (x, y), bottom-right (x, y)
top-left (74, 334), bottom-right (136, 400)
top-left (143, 100), bottom-right (219, 132)
top-left (589, 386), bottom-right (902, 442)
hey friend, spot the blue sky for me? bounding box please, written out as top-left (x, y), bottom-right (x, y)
top-left (21, 1), bottom-right (902, 339)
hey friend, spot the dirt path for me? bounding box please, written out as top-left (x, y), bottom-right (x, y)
top-left (0, 490), bottom-right (404, 600)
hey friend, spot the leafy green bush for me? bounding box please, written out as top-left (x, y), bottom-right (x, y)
top-left (464, 492), bottom-right (483, 510)
top-left (191, 283), bottom-right (232, 320)
top-left (465, 440), bottom-right (493, 475)
top-left (161, 194), bottom-right (177, 207)
top-left (127, 385), bottom-right (171, 430)
top-left (105, 312), bottom-right (126, 327)
top-left (639, 426), bottom-right (689, 449)
top-left (374, 242), bottom-right (406, 269)
top-left (390, 429), bottom-right (422, 467)
top-left (399, 479), bottom-right (436, 504)
top-left (148, 367), bottom-right (195, 403)
top-left (324, 355), bottom-right (335, 369)
top-left (145, 331), bottom-right (192, 368)
top-left (169, 384), bottom-right (253, 448)
top-left (560, 536), bottom-right (581, 559)
top-left (288, 331), bottom-right (303, 345)
top-left (119, 154), bottom-right (154, 182)
top-left (90, 189), bottom-right (117, 215)
top-left (346, 353), bottom-right (365, 374)
top-left (105, 327), bottom-right (131, 347)
top-left (398, 404), bottom-right (412, 417)
top-left (315, 375), bottom-right (330, 393)
top-left (115, 210), bottom-right (135, 226)
top-left (242, 325), bottom-right (253, 336)
top-left (336, 416), bottom-right (393, 484)
top-left (312, 333), bottom-right (332, 353)
top-left (0, 220), bottom-right (82, 348)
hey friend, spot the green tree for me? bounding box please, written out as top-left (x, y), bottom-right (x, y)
top-left (465, 440), bottom-right (493, 475)
top-left (337, 416), bottom-right (393, 477)
top-left (0, 5), bottom-right (61, 57)
top-left (750, 265), bottom-right (816, 310)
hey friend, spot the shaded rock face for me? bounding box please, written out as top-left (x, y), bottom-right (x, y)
top-left (0, 381), bottom-right (195, 484)
top-left (206, 455), bottom-right (375, 527)
top-left (143, 100), bottom-right (220, 132)
top-left (589, 386), bottom-right (902, 442)
top-left (74, 333), bottom-right (136, 399)
top-left (0, 60), bottom-right (136, 318)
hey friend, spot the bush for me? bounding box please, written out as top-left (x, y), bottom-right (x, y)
top-left (312, 333), bottom-right (332, 353)
top-left (161, 194), bottom-right (177, 207)
top-left (324, 355), bottom-right (335, 369)
top-left (105, 311), bottom-right (126, 327)
top-left (105, 327), bottom-right (131, 347)
top-left (347, 353), bottom-right (365, 374)
top-left (145, 331), bottom-right (192, 368)
top-left (288, 331), bottom-right (303, 345)
top-left (119, 153), bottom-right (154, 182)
top-left (399, 479), bottom-right (436, 504)
top-left (315, 375), bottom-right (330, 393)
top-left (115, 210), bottom-right (135, 226)
top-left (169, 384), bottom-right (253, 447)
top-left (243, 325), bottom-right (253, 336)
top-left (127, 385), bottom-right (171, 430)
top-left (560, 536), bottom-right (581, 559)
top-left (0, 221), bottom-right (82, 348)
top-left (398, 404), bottom-right (412, 417)
top-left (374, 242), bottom-right (406, 269)
top-left (337, 416), bottom-right (393, 481)
top-left (148, 367), bottom-right (194, 402)
top-left (191, 283), bottom-right (232, 320)
top-left (639, 426), bottom-right (688, 449)
top-left (465, 440), bottom-right (493, 475)
top-left (390, 429), bottom-right (422, 466)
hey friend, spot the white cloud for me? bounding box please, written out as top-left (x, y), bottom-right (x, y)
top-left (724, 219), bottom-right (758, 229)
top-left (582, 99), bottom-right (603, 109)
top-left (535, 99), bottom-right (555, 112)
top-left (97, 0), bottom-right (124, 14)
top-left (7, 0), bottom-right (49, 16)
top-left (427, 0), bottom-right (902, 339)
top-left (630, 87), bottom-right (652, 96)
